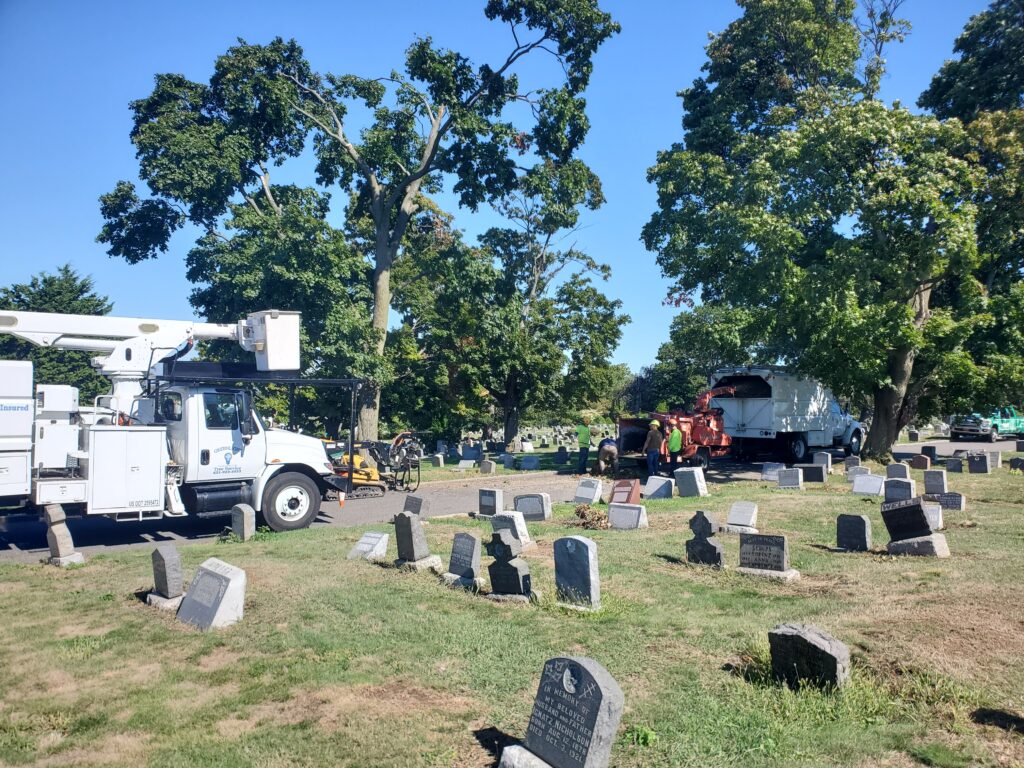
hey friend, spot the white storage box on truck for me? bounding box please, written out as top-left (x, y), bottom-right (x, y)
top-left (710, 367), bottom-right (863, 461)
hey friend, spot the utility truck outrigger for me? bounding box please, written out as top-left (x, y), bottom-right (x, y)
top-left (0, 309), bottom-right (358, 537)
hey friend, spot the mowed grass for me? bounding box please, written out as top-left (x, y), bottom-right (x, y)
top-left (415, 446), bottom-right (573, 484)
top-left (1, 457), bottom-right (1022, 767)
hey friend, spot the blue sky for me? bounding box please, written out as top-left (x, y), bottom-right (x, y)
top-left (0, 0), bottom-right (989, 373)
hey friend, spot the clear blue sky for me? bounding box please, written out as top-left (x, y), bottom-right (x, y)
top-left (0, 0), bottom-right (989, 373)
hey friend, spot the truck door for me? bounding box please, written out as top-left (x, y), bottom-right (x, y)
top-left (188, 391), bottom-right (266, 484)
top-left (828, 400), bottom-right (845, 441)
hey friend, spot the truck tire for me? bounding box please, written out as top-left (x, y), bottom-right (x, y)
top-left (788, 434), bottom-right (809, 463)
top-left (989, 427), bottom-right (998, 443)
top-left (694, 448), bottom-right (710, 472)
top-left (844, 431), bottom-right (862, 457)
top-left (261, 472), bottom-right (320, 532)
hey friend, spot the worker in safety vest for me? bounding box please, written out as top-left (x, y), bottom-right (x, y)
top-left (575, 417), bottom-right (592, 475)
top-left (667, 417), bottom-right (683, 470)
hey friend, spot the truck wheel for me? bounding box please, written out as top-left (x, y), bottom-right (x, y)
top-left (989, 427), bottom-right (998, 443)
top-left (844, 431), bottom-right (862, 457)
top-left (695, 448), bottom-right (710, 472)
top-left (789, 435), bottom-right (809, 463)
top-left (262, 472), bottom-right (320, 531)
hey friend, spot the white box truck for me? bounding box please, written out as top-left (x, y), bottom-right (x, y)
top-left (710, 367), bottom-right (863, 461)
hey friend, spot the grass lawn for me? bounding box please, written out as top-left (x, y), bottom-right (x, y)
top-left (415, 446), bottom-right (576, 484)
top-left (1, 456), bottom-right (1022, 767)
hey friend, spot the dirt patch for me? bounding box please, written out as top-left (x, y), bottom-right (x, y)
top-left (197, 646), bottom-right (238, 672)
top-left (54, 623), bottom-right (117, 639)
top-left (35, 732), bottom-right (151, 767)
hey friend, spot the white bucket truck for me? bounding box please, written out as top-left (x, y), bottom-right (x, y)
top-left (710, 367), bottom-right (864, 461)
top-left (0, 309), bottom-right (352, 550)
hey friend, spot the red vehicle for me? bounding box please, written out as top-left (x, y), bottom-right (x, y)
top-left (616, 387), bottom-right (734, 471)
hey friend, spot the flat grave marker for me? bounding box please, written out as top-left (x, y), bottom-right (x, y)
top-left (346, 531), bottom-right (390, 562)
top-left (607, 503), bottom-right (648, 530)
top-left (642, 475), bottom-right (674, 499)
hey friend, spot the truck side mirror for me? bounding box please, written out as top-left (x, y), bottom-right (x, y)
top-left (237, 392), bottom-right (256, 438)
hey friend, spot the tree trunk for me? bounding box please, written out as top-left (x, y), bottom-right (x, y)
top-left (503, 402), bottom-right (521, 447)
top-left (359, 231), bottom-right (394, 441)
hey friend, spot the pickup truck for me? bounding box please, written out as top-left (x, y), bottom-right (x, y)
top-left (951, 408), bottom-right (1024, 441)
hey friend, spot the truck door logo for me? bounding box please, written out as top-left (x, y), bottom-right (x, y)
top-left (224, 453), bottom-right (232, 465)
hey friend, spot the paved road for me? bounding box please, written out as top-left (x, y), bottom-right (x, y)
top-left (2, 434), bottom-right (1016, 564)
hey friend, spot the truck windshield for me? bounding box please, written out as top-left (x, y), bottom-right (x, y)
top-left (203, 392), bottom-right (239, 430)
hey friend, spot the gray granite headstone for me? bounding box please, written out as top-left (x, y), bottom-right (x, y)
top-left (642, 475), bottom-right (674, 499)
top-left (946, 457), bottom-right (963, 473)
top-left (231, 504), bottom-right (255, 541)
top-left (938, 492), bottom-right (966, 511)
top-left (812, 452), bottom-right (832, 472)
top-left (554, 536), bottom-right (600, 610)
top-left (794, 463), bottom-right (826, 483)
top-left (836, 514), bottom-right (871, 552)
top-left (574, 478), bottom-right (603, 504)
top-left (485, 530), bottom-right (531, 597)
top-left (686, 511), bottom-right (724, 567)
top-left (514, 656), bottom-right (624, 768)
top-left (843, 456), bottom-right (861, 470)
top-left (769, 623), bottom-right (850, 689)
top-left (501, 454), bottom-right (516, 470)
top-left (607, 503), bottom-right (648, 530)
top-left (880, 498), bottom-right (932, 542)
top-left (885, 478), bottom-right (916, 502)
top-left (852, 473), bottom-right (885, 496)
top-left (347, 531), bottom-right (389, 561)
top-left (455, 459), bottom-right (476, 471)
top-left (514, 493), bottom-right (552, 521)
top-left (721, 501), bottom-right (758, 534)
top-left (674, 467), bottom-right (709, 497)
top-left (447, 532), bottom-right (482, 581)
top-left (989, 451), bottom-right (1002, 468)
top-left (554, 446), bottom-right (570, 465)
top-left (152, 544), bottom-right (183, 598)
top-left (176, 557), bottom-right (246, 631)
top-left (777, 467), bottom-right (803, 490)
top-left (761, 462), bottom-right (786, 481)
top-left (923, 470), bottom-right (947, 495)
top-left (480, 459), bottom-right (497, 475)
top-left (404, 495), bottom-right (429, 516)
top-left (886, 463), bottom-right (910, 480)
top-left (479, 488), bottom-right (503, 517)
top-left (520, 455), bottom-right (541, 470)
top-left (738, 533), bottom-right (791, 573)
top-left (431, 454), bottom-right (444, 468)
top-left (846, 466), bottom-right (870, 482)
top-left (491, 511), bottom-right (534, 549)
top-left (922, 445), bottom-right (938, 461)
top-left (394, 510), bottom-right (432, 563)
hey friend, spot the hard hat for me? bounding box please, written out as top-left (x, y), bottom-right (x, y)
top-left (669, 417), bottom-right (678, 424)
top-left (650, 419), bottom-right (660, 427)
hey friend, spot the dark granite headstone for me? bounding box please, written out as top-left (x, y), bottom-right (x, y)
top-left (921, 445), bottom-right (938, 461)
top-left (403, 494), bottom-right (428, 516)
top-left (880, 498), bottom-right (932, 542)
top-left (843, 456), bottom-right (861, 470)
top-left (968, 454), bottom-right (991, 474)
top-left (884, 478), bottom-right (916, 502)
top-left (479, 488), bottom-right (503, 517)
top-left (923, 470), bottom-right (947, 495)
top-left (910, 455), bottom-right (931, 470)
top-left (886, 463), bottom-right (910, 480)
top-left (836, 514), bottom-right (871, 552)
top-left (738, 534), bottom-right (790, 572)
top-left (946, 457), bottom-right (963, 473)
top-left (448, 533), bottom-right (481, 580)
top-left (486, 530), bottom-right (531, 596)
top-left (554, 536), bottom-right (600, 610)
top-left (152, 544), bottom-right (183, 599)
top-left (1009, 457), bottom-right (1024, 472)
top-left (938, 492), bottom-right (966, 511)
top-left (394, 510), bottom-right (431, 562)
top-left (769, 623), bottom-right (851, 689)
top-left (521, 657), bottom-right (624, 768)
top-left (795, 463), bottom-right (826, 483)
top-left (685, 511), bottom-right (724, 567)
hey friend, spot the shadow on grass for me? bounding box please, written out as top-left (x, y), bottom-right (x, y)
top-left (722, 647), bottom-right (776, 688)
top-left (971, 707), bottom-right (1024, 734)
top-left (654, 553), bottom-right (685, 566)
top-left (473, 726), bottom-right (518, 766)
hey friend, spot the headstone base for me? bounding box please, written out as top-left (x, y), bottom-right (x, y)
top-left (557, 600), bottom-right (599, 613)
top-left (735, 567), bottom-right (800, 583)
top-left (48, 553), bottom-right (85, 568)
top-left (145, 593), bottom-right (184, 611)
top-left (720, 524), bottom-right (758, 535)
top-left (395, 555), bottom-right (444, 573)
top-left (887, 534), bottom-right (950, 558)
top-left (486, 590), bottom-right (541, 604)
top-left (498, 745), bottom-right (553, 768)
top-left (440, 572), bottom-right (484, 591)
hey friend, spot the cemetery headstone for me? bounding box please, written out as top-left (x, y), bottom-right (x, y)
top-left (946, 457), bottom-right (963, 473)
top-left (923, 470), bottom-right (948, 495)
top-left (44, 505), bottom-right (84, 567)
top-left (846, 466), bottom-right (870, 482)
top-left (794, 463), bottom-right (827, 483)
top-left (441, 532), bottom-right (483, 590)
top-left (880, 497), bottom-right (950, 557)
top-left (938, 492), bottom-right (966, 511)
top-left (514, 493), bottom-right (552, 521)
top-left (852, 473), bottom-right (885, 496)
top-left (812, 452), bottom-right (832, 472)
top-left (1016, 439), bottom-right (1024, 452)
top-left (642, 475), bottom-right (674, 499)
top-left (501, 453), bottom-right (516, 470)
top-left (886, 463), bottom-right (910, 480)
top-left (480, 459), bottom-right (497, 475)
top-left (988, 451), bottom-right (1002, 469)
top-left (230, 504), bottom-right (256, 541)
top-left (554, 536), bottom-right (600, 610)
top-left (394, 511), bottom-right (443, 572)
top-left (836, 514), bottom-right (871, 552)
top-left (608, 479), bottom-right (641, 505)
top-left (520, 455), bottom-right (541, 470)
top-left (737, 533), bottom-right (799, 582)
top-left (1009, 457), bottom-right (1024, 472)
top-left (346, 531), bottom-right (390, 562)
top-left (968, 453), bottom-right (991, 474)
top-left (910, 455), bottom-right (931, 470)
top-left (431, 454), bottom-right (444, 468)
top-left (462, 445), bottom-right (483, 461)
top-left (491, 511), bottom-right (535, 550)
top-left (607, 503), bottom-right (649, 530)
top-left (521, 441), bottom-right (534, 453)
top-left (147, 544), bottom-right (184, 610)
top-left (574, 478), bottom-right (603, 505)
top-left (404, 494), bottom-right (428, 517)
top-left (923, 502), bottom-right (943, 532)
top-left (485, 530), bottom-right (532, 602)
top-left (922, 445), bottom-right (938, 461)
top-left (769, 623), bottom-right (851, 689)
top-left (777, 467), bottom-right (804, 490)
top-left (761, 462), bottom-right (785, 481)
top-left (479, 488), bottom-right (503, 517)
top-left (554, 446), bottom-right (570, 465)
top-left (176, 557), bottom-right (246, 631)
top-left (686, 511), bottom-right (724, 567)
top-left (436, 440), bottom-right (448, 455)
top-left (721, 501), bottom-right (758, 534)
top-left (843, 456), bottom-right (861, 470)
top-left (499, 656), bottom-right (623, 768)
top-left (454, 459), bottom-right (476, 471)
top-left (884, 478), bottom-right (916, 503)
top-left (674, 467), bottom-right (709, 497)
top-left (908, 429), bottom-right (920, 442)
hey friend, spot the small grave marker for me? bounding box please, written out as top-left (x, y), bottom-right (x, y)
top-left (720, 501), bottom-right (758, 534)
top-left (574, 478), bottom-right (603, 504)
top-left (346, 531), bottom-right (390, 562)
top-left (910, 455), bottom-right (931, 470)
top-left (852, 473), bottom-right (885, 496)
top-left (846, 466), bottom-right (870, 482)
top-left (554, 536), bottom-right (600, 610)
top-left (946, 457), bottom-right (963, 473)
top-left (777, 467), bottom-right (803, 490)
top-left (147, 544), bottom-right (184, 610)
top-left (737, 534), bottom-right (799, 582)
top-left (812, 452), bottom-right (832, 472)
top-left (176, 558), bottom-right (246, 631)
top-left (674, 467), bottom-right (709, 497)
top-left (514, 493), bottom-right (552, 521)
top-left (404, 495), bottom-right (428, 516)
top-left (938, 492), bottom-right (966, 511)
top-left (480, 459), bottom-right (497, 475)
top-left (843, 456), bottom-right (861, 470)
top-left (642, 475), bottom-right (674, 499)
top-left (769, 624), bottom-right (851, 690)
top-left (921, 445), bottom-right (938, 461)
top-left (607, 503), bottom-right (648, 530)
top-left (836, 514), bottom-right (871, 552)
top-left (968, 454), bottom-right (991, 474)
top-left (231, 504), bottom-right (255, 541)
top-left (884, 478), bottom-right (916, 502)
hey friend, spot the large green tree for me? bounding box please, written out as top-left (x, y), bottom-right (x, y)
top-left (0, 266), bottom-right (112, 401)
top-left (644, 0), bottom-right (992, 459)
top-left (99, 3), bottom-right (619, 439)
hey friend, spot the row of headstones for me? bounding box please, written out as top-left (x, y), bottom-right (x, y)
top-left (348, 510), bottom-right (603, 610)
top-left (501, 619), bottom-right (853, 767)
top-left (435, 453), bottom-right (545, 472)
